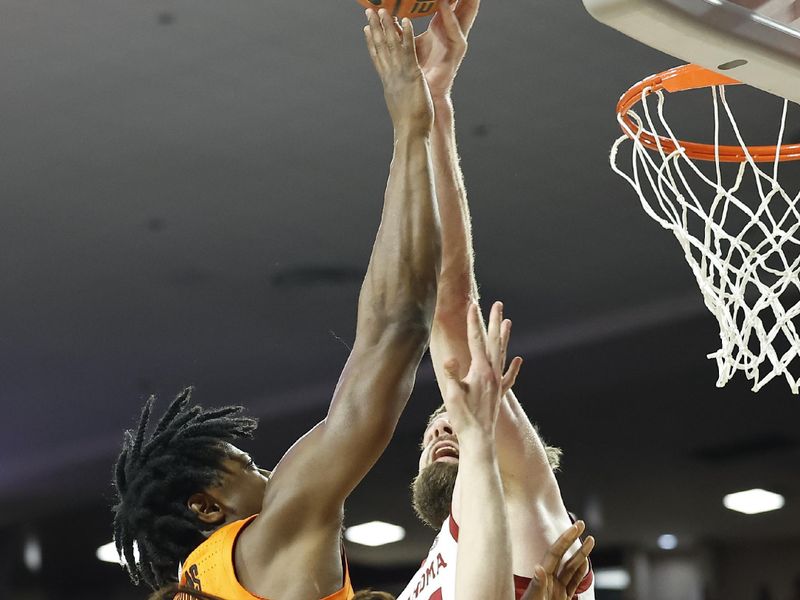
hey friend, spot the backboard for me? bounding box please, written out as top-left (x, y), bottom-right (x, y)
top-left (582, 0), bottom-right (800, 103)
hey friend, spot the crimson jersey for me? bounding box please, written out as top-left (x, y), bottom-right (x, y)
top-left (396, 515), bottom-right (594, 600)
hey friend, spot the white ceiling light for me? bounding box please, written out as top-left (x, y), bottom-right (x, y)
top-left (594, 568), bottom-right (630, 590)
top-left (657, 534), bottom-right (678, 550)
top-left (723, 488), bottom-right (785, 514)
top-left (96, 540), bottom-right (139, 565)
top-left (23, 535), bottom-right (42, 573)
top-left (344, 521), bottom-right (405, 547)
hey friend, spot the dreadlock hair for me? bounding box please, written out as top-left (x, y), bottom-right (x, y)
top-left (112, 387), bottom-right (258, 590)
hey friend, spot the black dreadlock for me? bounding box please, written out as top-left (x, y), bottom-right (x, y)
top-left (112, 387), bottom-right (258, 590)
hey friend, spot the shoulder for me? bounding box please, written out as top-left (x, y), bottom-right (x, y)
top-left (179, 517), bottom-right (257, 599)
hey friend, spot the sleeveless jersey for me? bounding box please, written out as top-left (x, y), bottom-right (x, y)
top-left (175, 516), bottom-right (355, 600)
top-left (396, 515), bottom-right (594, 600)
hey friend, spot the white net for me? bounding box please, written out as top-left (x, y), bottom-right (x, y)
top-left (610, 85), bottom-right (800, 393)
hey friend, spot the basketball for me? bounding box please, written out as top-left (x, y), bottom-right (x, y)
top-left (356, 0), bottom-right (456, 19)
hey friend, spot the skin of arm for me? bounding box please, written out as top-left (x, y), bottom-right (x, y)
top-left (420, 0), bottom-right (587, 584)
top-left (449, 304), bottom-right (597, 600)
top-left (456, 432), bottom-right (512, 600)
top-left (234, 11), bottom-right (441, 599)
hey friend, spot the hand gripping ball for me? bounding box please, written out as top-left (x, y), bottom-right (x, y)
top-left (356, 0), bottom-right (456, 19)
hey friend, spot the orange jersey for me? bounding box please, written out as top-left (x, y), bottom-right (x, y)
top-left (176, 516), bottom-right (355, 600)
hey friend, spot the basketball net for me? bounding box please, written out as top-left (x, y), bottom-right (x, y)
top-left (611, 66), bottom-right (800, 393)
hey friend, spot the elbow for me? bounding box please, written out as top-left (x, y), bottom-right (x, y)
top-left (364, 281), bottom-right (436, 345)
top-left (354, 304), bottom-right (433, 368)
top-left (396, 285), bottom-right (436, 341)
top-left (382, 306), bottom-right (433, 351)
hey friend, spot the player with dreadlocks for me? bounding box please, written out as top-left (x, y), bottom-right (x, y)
top-left (113, 10), bottom-right (441, 600)
top-left (113, 388), bottom-right (260, 589)
top-left (139, 304), bottom-right (594, 600)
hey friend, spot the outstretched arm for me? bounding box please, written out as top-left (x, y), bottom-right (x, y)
top-left (443, 302), bottom-right (518, 600)
top-left (422, 0), bottom-right (479, 378)
top-left (421, 0), bottom-right (558, 500)
top-left (248, 8), bottom-right (439, 550)
top-left (447, 303), bottom-right (595, 600)
top-left (420, 0), bottom-right (586, 584)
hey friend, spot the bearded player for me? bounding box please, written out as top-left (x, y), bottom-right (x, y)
top-left (112, 10), bottom-right (441, 600)
top-left (398, 2), bottom-right (595, 599)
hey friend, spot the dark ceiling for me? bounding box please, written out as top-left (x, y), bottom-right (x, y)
top-left (0, 0), bottom-right (798, 587)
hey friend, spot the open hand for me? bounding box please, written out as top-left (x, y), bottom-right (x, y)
top-left (365, 9), bottom-right (434, 133)
top-left (442, 302), bottom-right (523, 438)
top-left (415, 0), bottom-right (479, 98)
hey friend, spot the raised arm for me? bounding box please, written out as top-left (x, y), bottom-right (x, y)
top-left (421, 0), bottom-right (564, 503)
top-left (419, 1), bottom-right (590, 588)
top-left (251, 9), bottom-right (439, 537)
top-left (293, 9), bottom-right (441, 512)
top-left (442, 302), bottom-right (518, 600)
top-left (421, 0), bottom-right (479, 378)
top-left (447, 302), bottom-right (594, 600)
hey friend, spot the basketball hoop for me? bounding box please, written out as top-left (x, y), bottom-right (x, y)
top-left (611, 63), bottom-right (800, 393)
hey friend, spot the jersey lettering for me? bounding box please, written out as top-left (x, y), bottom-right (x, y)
top-left (185, 564), bottom-right (202, 590)
top-left (399, 515), bottom-right (592, 600)
top-left (410, 552), bottom-right (448, 598)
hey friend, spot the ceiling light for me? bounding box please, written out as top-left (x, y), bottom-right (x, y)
top-left (96, 540), bottom-right (139, 565)
top-left (344, 521), bottom-right (405, 547)
top-left (723, 488), bottom-right (785, 514)
top-left (594, 568), bottom-right (630, 590)
top-left (23, 535), bottom-right (42, 573)
top-left (657, 534), bottom-right (678, 550)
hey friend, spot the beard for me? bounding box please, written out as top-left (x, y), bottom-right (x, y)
top-left (411, 461), bottom-right (458, 530)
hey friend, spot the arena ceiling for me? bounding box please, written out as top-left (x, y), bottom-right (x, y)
top-left (0, 0), bottom-right (798, 587)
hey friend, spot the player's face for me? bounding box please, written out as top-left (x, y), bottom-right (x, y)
top-left (418, 411), bottom-right (460, 473)
top-left (210, 445), bottom-right (271, 522)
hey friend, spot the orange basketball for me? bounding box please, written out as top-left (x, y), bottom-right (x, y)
top-left (356, 0), bottom-right (456, 19)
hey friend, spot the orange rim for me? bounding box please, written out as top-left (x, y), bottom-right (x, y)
top-left (617, 64), bottom-right (800, 162)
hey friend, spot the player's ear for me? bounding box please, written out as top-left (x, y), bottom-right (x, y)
top-left (187, 492), bottom-right (225, 525)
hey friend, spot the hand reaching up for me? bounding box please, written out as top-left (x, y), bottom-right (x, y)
top-left (415, 0), bottom-right (479, 98)
top-left (442, 301), bottom-right (522, 440)
top-left (364, 9), bottom-right (434, 134)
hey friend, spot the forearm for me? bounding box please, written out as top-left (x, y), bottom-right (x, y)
top-left (429, 97), bottom-right (479, 385)
top-left (431, 97), bottom-right (478, 307)
top-left (496, 391), bottom-right (563, 505)
top-left (357, 130), bottom-right (440, 343)
top-left (334, 130), bottom-right (439, 442)
top-left (455, 432), bottom-right (514, 600)
top-left (429, 99), bottom-right (556, 499)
